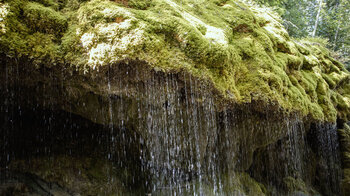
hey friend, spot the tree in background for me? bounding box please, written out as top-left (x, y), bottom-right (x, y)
top-left (312, 0), bottom-right (323, 37)
top-left (253, 0), bottom-right (350, 68)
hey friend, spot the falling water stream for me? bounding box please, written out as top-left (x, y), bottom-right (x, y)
top-left (0, 59), bottom-right (344, 195)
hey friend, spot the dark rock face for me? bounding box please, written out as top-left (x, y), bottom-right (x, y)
top-left (0, 170), bottom-right (71, 196)
top-left (0, 107), bottom-right (146, 195)
top-left (249, 122), bottom-right (342, 196)
top-left (307, 124), bottom-right (342, 196)
top-left (0, 55), bottom-right (345, 195)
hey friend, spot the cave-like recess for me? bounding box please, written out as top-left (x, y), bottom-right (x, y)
top-left (0, 57), bottom-right (344, 195)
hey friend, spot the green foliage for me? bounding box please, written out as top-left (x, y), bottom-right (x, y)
top-left (253, 0), bottom-right (350, 68)
top-left (301, 36), bottom-right (329, 48)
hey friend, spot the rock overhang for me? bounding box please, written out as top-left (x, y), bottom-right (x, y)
top-left (0, 0), bottom-right (350, 122)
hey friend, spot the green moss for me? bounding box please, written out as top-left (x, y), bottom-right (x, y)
top-left (0, 0), bottom-right (65, 62)
top-left (322, 73), bottom-right (336, 89)
top-left (1, 0), bottom-right (350, 122)
top-left (282, 176), bottom-right (318, 195)
top-left (222, 172), bottom-right (266, 195)
top-left (32, 0), bottom-right (60, 10)
top-left (24, 2), bottom-right (67, 36)
top-left (128, 0), bottom-right (153, 10)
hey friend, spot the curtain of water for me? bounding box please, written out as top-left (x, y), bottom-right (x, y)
top-left (0, 59), bottom-right (344, 195)
top-left (103, 70), bottom-right (220, 194)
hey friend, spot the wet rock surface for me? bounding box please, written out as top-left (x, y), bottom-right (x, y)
top-left (0, 55), bottom-right (345, 195)
top-left (0, 170), bottom-right (71, 196)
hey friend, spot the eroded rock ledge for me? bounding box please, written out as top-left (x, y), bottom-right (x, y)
top-left (1, 0), bottom-right (350, 122)
top-left (0, 54), bottom-right (344, 195)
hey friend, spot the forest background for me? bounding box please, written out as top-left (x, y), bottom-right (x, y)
top-left (254, 0), bottom-right (350, 69)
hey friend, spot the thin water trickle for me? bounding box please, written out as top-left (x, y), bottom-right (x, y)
top-left (107, 68), bottom-right (117, 163)
top-left (0, 61), bottom-right (344, 195)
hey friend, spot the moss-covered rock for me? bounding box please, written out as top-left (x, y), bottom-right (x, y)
top-left (223, 172), bottom-right (267, 195)
top-left (2, 0), bottom-right (349, 122)
top-left (23, 2), bottom-right (67, 36)
top-left (282, 176), bottom-right (318, 196)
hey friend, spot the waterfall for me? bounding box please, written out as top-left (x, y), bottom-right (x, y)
top-left (0, 60), bottom-right (345, 195)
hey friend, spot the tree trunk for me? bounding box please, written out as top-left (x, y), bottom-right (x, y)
top-left (333, 21), bottom-right (340, 50)
top-left (312, 0), bottom-right (323, 37)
